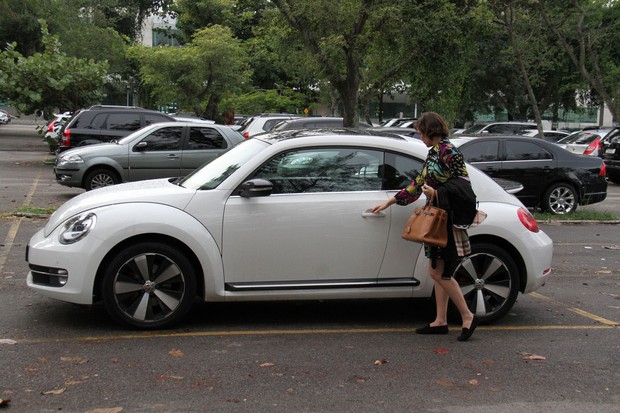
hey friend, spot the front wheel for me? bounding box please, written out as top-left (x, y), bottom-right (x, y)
top-left (452, 243), bottom-right (520, 324)
top-left (84, 168), bottom-right (119, 191)
top-left (542, 183), bottom-right (577, 214)
top-left (102, 242), bottom-right (197, 329)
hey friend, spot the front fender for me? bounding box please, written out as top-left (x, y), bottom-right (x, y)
top-left (92, 203), bottom-right (225, 300)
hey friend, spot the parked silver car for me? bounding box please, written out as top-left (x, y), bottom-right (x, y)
top-left (54, 121), bottom-right (244, 190)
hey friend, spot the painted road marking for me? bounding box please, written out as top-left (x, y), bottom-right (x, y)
top-left (530, 291), bottom-right (618, 326)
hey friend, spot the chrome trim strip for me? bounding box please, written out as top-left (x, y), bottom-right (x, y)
top-left (225, 278), bottom-right (420, 291)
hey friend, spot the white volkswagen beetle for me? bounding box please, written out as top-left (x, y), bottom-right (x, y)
top-left (27, 129), bottom-right (553, 329)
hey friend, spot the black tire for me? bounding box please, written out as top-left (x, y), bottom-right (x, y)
top-left (84, 168), bottom-right (119, 191)
top-left (101, 242), bottom-right (197, 329)
top-left (451, 242), bottom-right (520, 324)
top-left (542, 182), bottom-right (577, 214)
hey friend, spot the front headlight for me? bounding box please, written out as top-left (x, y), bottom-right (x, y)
top-left (59, 213), bottom-right (97, 244)
top-left (57, 154), bottom-right (84, 167)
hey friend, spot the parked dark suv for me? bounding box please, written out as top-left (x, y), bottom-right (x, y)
top-left (58, 105), bottom-right (175, 152)
top-left (601, 127), bottom-right (620, 184)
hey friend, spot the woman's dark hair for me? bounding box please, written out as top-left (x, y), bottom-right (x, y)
top-left (416, 112), bottom-right (449, 139)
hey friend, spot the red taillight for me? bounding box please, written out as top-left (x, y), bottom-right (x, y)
top-left (600, 162), bottom-right (607, 177)
top-left (518, 207), bottom-right (539, 233)
top-left (47, 120), bottom-right (57, 132)
top-left (61, 129), bottom-right (71, 147)
top-left (583, 137), bottom-right (600, 155)
top-left (243, 132), bottom-right (250, 139)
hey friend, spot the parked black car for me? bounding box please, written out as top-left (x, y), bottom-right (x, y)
top-left (58, 105), bottom-right (175, 152)
top-left (452, 135), bottom-right (608, 214)
top-left (601, 127), bottom-right (620, 184)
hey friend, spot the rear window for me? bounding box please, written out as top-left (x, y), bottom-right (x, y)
top-left (561, 132), bottom-right (601, 145)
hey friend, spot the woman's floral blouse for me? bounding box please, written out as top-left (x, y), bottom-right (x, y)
top-left (394, 137), bottom-right (468, 206)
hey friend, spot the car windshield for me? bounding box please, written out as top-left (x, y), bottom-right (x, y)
top-left (179, 138), bottom-right (269, 190)
top-left (461, 124), bottom-right (486, 134)
top-left (116, 123), bottom-right (162, 144)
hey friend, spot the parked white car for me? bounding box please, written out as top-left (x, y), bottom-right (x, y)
top-left (27, 130), bottom-right (553, 329)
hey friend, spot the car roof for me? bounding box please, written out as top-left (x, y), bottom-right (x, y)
top-left (254, 127), bottom-right (409, 144)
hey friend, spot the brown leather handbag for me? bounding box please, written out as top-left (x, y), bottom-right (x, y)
top-left (401, 191), bottom-right (448, 247)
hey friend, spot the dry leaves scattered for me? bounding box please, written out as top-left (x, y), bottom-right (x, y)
top-left (374, 359), bottom-right (388, 365)
top-left (0, 339), bottom-right (16, 345)
top-left (42, 388), bottom-right (66, 395)
top-left (85, 408), bottom-right (123, 413)
top-left (519, 352), bottom-right (546, 361)
top-left (168, 349), bottom-right (184, 358)
top-left (434, 348), bottom-right (449, 356)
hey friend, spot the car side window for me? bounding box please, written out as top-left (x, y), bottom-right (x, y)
top-left (89, 114), bottom-right (107, 130)
top-left (460, 141), bottom-right (500, 162)
top-left (486, 125), bottom-right (510, 134)
top-left (505, 141), bottom-right (552, 161)
top-left (144, 113), bottom-right (171, 126)
top-left (381, 152), bottom-right (423, 190)
top-left (137, 126), bottom-right (184, 151)
top-left (250, 148), bottom-right (383, 194)
top-left (107, 114), bottom-right (141, 131)
top-left (187, 127), bottom-right (227, 150)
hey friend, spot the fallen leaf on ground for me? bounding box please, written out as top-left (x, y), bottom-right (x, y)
top-left (434, 348), bottom-right (449, 356)
top-left (168, 349), bottom-right (184, 358)
top-left (436, 378), bottom-right (459, 387)
top-left (518, 352), bottom-right (546, 361)
top-left (603, 245), bottom-right (620, 250)
top-left (468, 379), bottom-right (479, 386)
top-left (60, 356), bottom-right (88, 364)
top-left (0, 398), bottom-right (11, 407)
top-left (374, 359), bottom-right (388, 365)
top-left (85, 408), bottom-right (123, 413)
top-left (259, 362), bottom-right (275, 368)
top-left (0, 339), bottom-right (16, 345)
top-left (155, 375), bottom-right (183, 381)
top-left (42, 388), bottom-right (66, 395)
top-left (595, 270), bottom-right (612, 274)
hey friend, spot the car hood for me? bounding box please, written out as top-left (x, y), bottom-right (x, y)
top-left (59, 142), bottom-right (124, 158)
top-left (44, 179), bottom-right (195, 236)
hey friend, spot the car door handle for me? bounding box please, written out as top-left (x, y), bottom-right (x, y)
top-left (167, 154), bottom-right (179, 159)
top-left (362, 209), bottom-right (386, 218)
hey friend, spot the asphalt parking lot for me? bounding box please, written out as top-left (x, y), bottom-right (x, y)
top-left (1, 122), bottom-right (619, 412)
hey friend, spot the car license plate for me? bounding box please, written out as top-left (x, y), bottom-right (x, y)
top-left (605, 148), bottom-right (616, 154)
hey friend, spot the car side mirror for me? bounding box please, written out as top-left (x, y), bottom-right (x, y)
top-left (239, 179), bottom-right (273, 198)
top-left (134, 141), bottom-right (148, 151)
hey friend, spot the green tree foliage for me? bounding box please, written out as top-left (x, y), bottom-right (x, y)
top-left (536, 0), bottom-right (619, 122)
top-left (0, 22), bottom-right (109, 118)
top-left (129, 25), bottom-right (250, 119)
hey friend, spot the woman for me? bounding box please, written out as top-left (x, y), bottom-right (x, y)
top-left (371, 112), bottom-right (479, 341)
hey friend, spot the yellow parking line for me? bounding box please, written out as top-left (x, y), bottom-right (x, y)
top-left (0, 161), bottom-right (44, 272)
top-left (530, 292), bottom-right (618, 325)
top-left (16, 324), bottom-right (617, 345)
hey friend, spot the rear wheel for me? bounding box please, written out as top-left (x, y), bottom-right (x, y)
top-left (452, 243), bottom-right (520, 324)
top-left (101, 242), bottom-right (197, 329)
top-left (84, 168), bottom-right (119, 190)
top-left (542, 182), bottom-right (577, 214)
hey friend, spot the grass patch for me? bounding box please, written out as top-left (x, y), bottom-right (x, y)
top-left (534, 210), bottom-right (618, 221)
top-left (14, 206), bottom-right (57, 215)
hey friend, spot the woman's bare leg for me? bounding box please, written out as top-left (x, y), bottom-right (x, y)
top-left (429, 258), bottom-right (474, 329)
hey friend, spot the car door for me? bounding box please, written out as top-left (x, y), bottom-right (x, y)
top-left (127, 125), bottom-right (184, 181)
top-left (499, 139), bottom-right (555, 206)
top-left (221, 147), bottom-right (407, 290)
top-left (180, 126), bottom-right (229, 176)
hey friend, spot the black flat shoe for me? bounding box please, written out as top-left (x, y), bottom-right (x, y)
top-left (457, 316), bottom-right (479, 342)
top-left (415, 324), bottom-right (449, 335)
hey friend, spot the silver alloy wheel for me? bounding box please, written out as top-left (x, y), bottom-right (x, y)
top-left (112, 252), bottom-right (187, 323)
top-left (547, 184), bottom-right (576, 214)
top-left (90, 172), bottom-right (116, 188)
top-left (452, 250), bottom-right (518, 323)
